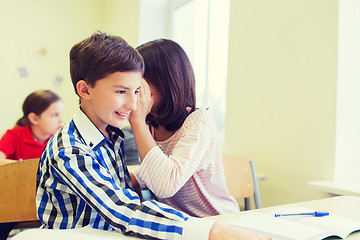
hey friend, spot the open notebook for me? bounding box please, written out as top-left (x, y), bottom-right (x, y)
top-left (229, 207), bottom-right (360, 240)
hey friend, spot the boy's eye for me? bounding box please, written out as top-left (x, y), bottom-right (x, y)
top-left (116, 90), bottom-right (126, 94)
top-left (135, 90), bottom-right (140, 94)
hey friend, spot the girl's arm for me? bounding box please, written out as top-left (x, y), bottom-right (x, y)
top-left (129, 78), bottom-right (156, 160)
top-left (0, 151), bottom-right (16, 166)
top-left (129, 79), bottom-right (214, 198)
top-left (133, 112), bottom-right (211, 198)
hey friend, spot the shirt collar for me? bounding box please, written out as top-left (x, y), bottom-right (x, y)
top-left (72, 107), bottom-right (124, 150)
top-left (73, 107), bottom-right (108, 150)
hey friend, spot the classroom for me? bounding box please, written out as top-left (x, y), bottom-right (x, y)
top-left (1, 0), bottom-right (360, 239)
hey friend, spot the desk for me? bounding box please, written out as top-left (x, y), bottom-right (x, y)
top-left (308, 180), bottom-right (360, 196)
top-left (210, 195), bottom-right (360, 239)
top-left (12, 196), bottom-right (360, 239)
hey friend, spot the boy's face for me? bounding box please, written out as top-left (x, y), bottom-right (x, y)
top-left (82, 71), bottom-right (141, 135)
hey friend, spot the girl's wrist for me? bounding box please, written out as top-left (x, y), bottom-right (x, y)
top-left (129, 118), bottom-right (147, 129)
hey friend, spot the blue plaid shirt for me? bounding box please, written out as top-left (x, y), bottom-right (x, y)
top-left (36, 108), bottom-right (213, 240)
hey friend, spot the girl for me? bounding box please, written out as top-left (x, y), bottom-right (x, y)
top-left (129, 39), bottom-right (240, 217)
top-left (0, 89), bottom-right (63, 166)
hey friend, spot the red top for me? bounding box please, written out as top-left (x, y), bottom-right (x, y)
top-left (0, 125), bottom-right (49, 160)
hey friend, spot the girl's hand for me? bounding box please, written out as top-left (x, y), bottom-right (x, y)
top-left (209, 222), bottom-right (272, 240)
top-left (129, 78), bottom-right (153, 125)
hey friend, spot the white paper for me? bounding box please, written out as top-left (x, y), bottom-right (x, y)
top-left (229, 207), bottom-right (360, 240)
top-left (11, 226), bottom-right (137, 240)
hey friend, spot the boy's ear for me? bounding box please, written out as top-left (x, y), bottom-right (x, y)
top-left (28, 113), bottom-right (38, 125)
top-left (76, 80), bottom-right (91, 100)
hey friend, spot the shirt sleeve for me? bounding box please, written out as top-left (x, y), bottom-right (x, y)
top-left (135, 110), bottom-right (213, 198)
top-left (49, 144), bottom-right (213, 239)
top-left (0, 129), bottom-right (17, 158)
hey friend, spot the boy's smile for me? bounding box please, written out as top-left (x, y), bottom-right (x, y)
top-left (78, 71), bottom-right (142, 138)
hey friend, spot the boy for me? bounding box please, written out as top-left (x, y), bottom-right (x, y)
top-left (36, 32), bottom-right (269, 240)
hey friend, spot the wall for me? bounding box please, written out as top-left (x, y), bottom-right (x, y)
top-left (0, 0), bottom-right (339, 207)
top-left (224, 0), bottom-right (339, 206)
top-left (104, 0), bottom-right (140, 47)
top-left (0, 0), bottom-right (140, 131)
top-left (334, 0), bottom-right (360, 185)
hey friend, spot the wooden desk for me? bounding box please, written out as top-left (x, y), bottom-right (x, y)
top-left (12, 196), bottom-right (360, 239)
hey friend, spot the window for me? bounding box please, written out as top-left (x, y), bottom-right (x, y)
top-left (170, 0), bottom-right (230, 139)
top-left (138, 0), bottom-right (230, 146)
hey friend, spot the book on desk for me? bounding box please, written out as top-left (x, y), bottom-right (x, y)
top-left (229, 207), bottom-right (360, 240)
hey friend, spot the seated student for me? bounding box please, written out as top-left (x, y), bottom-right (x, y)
top-left (0, 89), bottom-right (63, 240)
top-left (0, 89), bottom-right (63, 166)
top-left (36, 32), bottom-right (270, 240)
top-left (129, 39), bottom-right (239, 217)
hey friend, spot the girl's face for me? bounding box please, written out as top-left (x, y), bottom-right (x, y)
top-left (36, 100), bottom-right (64, 135)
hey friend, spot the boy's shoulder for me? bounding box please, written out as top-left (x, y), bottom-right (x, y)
top-left (46, 120), bottom-right (83, 151)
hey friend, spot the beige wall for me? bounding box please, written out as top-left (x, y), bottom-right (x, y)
top-left (0, 0), bottom-right (139, 131)
top-left (1, 0), bottom-right (339, 207)
top-left (104, 0), bottom-right (140, 46)
top-left (225, 0), bottom-right (339, 207)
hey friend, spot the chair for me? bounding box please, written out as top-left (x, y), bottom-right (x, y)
top-left (222, 153), bottom-right (262, 210)
top-left (0, 158), bottom-right (41, 229)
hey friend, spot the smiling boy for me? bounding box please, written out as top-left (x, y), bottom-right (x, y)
top-left (35, 32), bottom-right (269, 240)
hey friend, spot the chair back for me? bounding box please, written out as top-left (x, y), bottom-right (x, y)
top-left (222, 153), bottom-right (262, 210)
top-left (0, 158), bottom-right (40, 223)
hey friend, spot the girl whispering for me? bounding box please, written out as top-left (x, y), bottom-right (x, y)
top-left (129, 39), bottom-right (239, 217)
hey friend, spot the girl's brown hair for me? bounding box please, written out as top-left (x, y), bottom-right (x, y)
top-left (16, 90), bottom-right (61, 126)
top-left (136, 39), bottom-right (196, 132)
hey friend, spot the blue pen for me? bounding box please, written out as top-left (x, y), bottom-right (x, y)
top-left (274, 211), bottom-right (329, 217)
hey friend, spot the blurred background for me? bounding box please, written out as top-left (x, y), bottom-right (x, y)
top-left (1, 0), bottom-right (359, 208)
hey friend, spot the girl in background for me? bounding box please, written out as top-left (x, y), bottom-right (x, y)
top-left (0, 89), bottom-right (63, 166)
top-left (0, 89), bottom-right (63, 240)
top-left (129, 39), bottom-right (239, 217)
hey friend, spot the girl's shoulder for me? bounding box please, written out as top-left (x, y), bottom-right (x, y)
top-left (0, 125), bottom-right (30, 144)
top-left (3, 125), bottom-right (29, 136)
top-left (181, 108), bottom-right (214, 130)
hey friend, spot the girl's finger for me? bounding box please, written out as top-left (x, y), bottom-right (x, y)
top-left (141, 79), bottom-right (151, 97)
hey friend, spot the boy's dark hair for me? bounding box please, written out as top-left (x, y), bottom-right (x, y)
top-left (136, 39), bottom-right (196, 132)
top-left (70, 32), bottom-right (144, 94)
top-left (16, 90), bottom-right (61, 127)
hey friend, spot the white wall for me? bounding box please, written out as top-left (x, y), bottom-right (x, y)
top-left (137, 0), bottom-right (169, 46)
top-left (334, 0), bottom-right (360, 185)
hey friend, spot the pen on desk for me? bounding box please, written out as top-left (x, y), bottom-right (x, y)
top-left (274, 211), bottom-right (329, 217)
